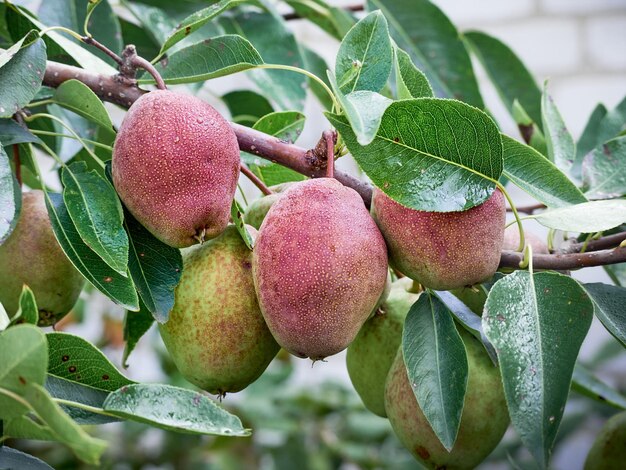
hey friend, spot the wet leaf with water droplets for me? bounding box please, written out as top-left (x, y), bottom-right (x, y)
top-left (103, 383), bottom-right (251, 437)
top-left (483, 271), bottom-right (593, 468)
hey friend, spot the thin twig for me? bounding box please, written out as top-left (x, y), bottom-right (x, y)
top-left (130, 55), bottom-right (167, 90)
top-left (325, 130), bottom-right (335, 179)
top-left (12, 145), bottom-right (22, 186)
top-left (240, 164), bottom-right (272, 196)
top-left (81, 36), bottom-right (123, 65)
top-left (282, 3), bottom-right (364, 20)
top-left (499, 247), bottom-right (626, 270)
top-left (565, 231), bottom-right (626, 253)
top-left (507, 203), bottom-right (546, 215)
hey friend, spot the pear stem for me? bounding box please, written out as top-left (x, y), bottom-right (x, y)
top-left (12, 144), bottom-right (22, 186)
top-left (240, 164), bottom-right (272, 196)
top-left (496, 182), bottom-right (525, 252)
top-left (325, 130), bottom-right (335, 179)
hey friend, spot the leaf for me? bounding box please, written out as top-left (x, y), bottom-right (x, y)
top-left (0, 118), bottom-right (42, 146)
top-left (582, 136), bottom-right (626, 199)
top-left (122, 302), bottom-right (155, 368)
top-left (368, 0), bottom-right (483, 108)
top-left (512, 99), bottom-right (547, 155)
top-left (284, 0), bottom-right (355, 40)
top-left (394, 47), bottom-right (433, 99)
top-left (44, 192), bottom-right (139, 310)
top-left (158, 0), bottom-right (248, 56)
top-left (120, 18), bottom-right (160, 61)
top-left (328, 98), bottom-right (503, 212)
top-left (0, 143), bottom-right (21, 244)
top-left (53, 80), bottom-right (114, 131)
top-left (231, 199), bottom-right (254, 250)
top-left (335, 11), bottom-right (392, 94)
top-left (220, 11), bottom-right (306, 111)
top-left (483, 271), bottom-right (593, 467)
top-left (222, 90), bottom-right (274, 127)
top-left (0, 37), bottom-right (46, 118)
top-left (464, 31), bottom-right (542, 130)
top-left (542, 85), bottom-right (576, 173)
top-left (501, 135), bottom-right (586, 208)
top-left (0, 303), bottom-right (9, 331)
top-left (605, 263), bottom-right (626, 287)
top-left (12, 285), bottom-right (39, 325)
top-left (571, 363), bottom-right (626, 410)
top-left (530, 200), bottom-right (626, 233)
top-left (61, 162), bottom-right (129, 275)
top-left (103, 383), bottom-right (251, 436)
top-left (302, 47), bottom-right (334, 110)
top-left (0, 29), bottom-right (32, 68)
top-left (148, 35), bottom-right (263, 85)
top-left (402, 292), bottom-right (468, 451)
top-left (46, 332), bottom-right (134, 392)
top-left (584, 282), bottom-right (626, 347)
top-left (0, 447), bottom-right (54, 469)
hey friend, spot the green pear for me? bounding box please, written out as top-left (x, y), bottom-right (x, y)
top-left (346, 277), bottom-right (420, 417)
top-left (502, 225), bottom-right (549, 253)
top-left (159, 225), bottom-right (279, 395)
top-left (385, 328), bottom-right (509, 469)
top-left (244, 183), bottom-right (293, 229)
top-left (585, 411), bottom-right (626, 470)
top-left (0, 190), bottom-right (85, 326)
top-left (372, 188), bottom-right (506, 290)
top-left (112, 90), bottom-right (240, 248)
top-left (253, 178), bottom-right (388, 360)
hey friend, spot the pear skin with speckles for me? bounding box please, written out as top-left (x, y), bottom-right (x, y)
top-left (252, 178), bottom-right (388, 360)
top-left (0, 191), bottom-right (85, 326)
top-left (159, 225), bottom-right (279, 395)
top-left (347, 277), bottom-right (419, 417)
top-left (585, 411), bottom-right (626, 470)
top-left (112, 90), bottom-right (240, 248)
top-left (384, 328), bottom-right (509, 469)
top-left (371, 188), bottom-right (506, 290)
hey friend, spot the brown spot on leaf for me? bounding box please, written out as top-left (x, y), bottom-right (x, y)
top-left (62, 355), bottom-right (70, 362)
top-left (102, 374), bottom-right (110, 381)
top-left (69, 365), bottom-right (77, 373)
top-left (18, 376), bottom-right (26, 385)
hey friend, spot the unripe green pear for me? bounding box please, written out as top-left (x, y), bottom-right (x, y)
top-left (112, 90), bottom-right (240, 248)
top-left (244, 183), bottom-right (293, 229)
top-left (585, 411), bottom-right (626, 470)
top-left (253, 178), bottom-right (388, 360)
top-left (0, 191), bottom-right (84, 325)
top-left (159, 225), bottom-right (279, 395)
top-left (502, 225), bottom-right (549, 253)
top-left (385, 328), bottom-right (509, 469)
top-left (371, 188), bottom-right (506, 290)
top-left (346, 277), bottom-right (420, 417)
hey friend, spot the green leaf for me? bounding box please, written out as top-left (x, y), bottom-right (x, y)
top-left (120, 18), bottom-right (160, 61)
top-left (0, 447), bottom-right (54, 469)
top-left (542, 85), bottom-right (575, 173)
top-left (501, 135), bottom-right (586, 208)
top-left (368, 0), bottom-right (483, 107)
top-left (0, 303), bottom-right (9, 331)
top-left (231, 199), bottom-right (254, 250)
top-left (328, 98), bottom-right (503, 212)
top-left (122, 302), bottom-right (155, 368)
top-left (302, 47), bottom-right (334, 110)
top-left (605, 263), bottom-right (626, 287)
top-left (483, 271), bottom-right (593, 467)
top-left (0, 29), bottom-right (33, 68)
top-left (335, 11), bottom-right (392, 94)
top-left (0, 324), bottom-right (47, 394)
top-left (0, 37), bottom-right (46, 118)
top-left (53, 80), bottom-right (114, 131)
top-left (61, 162), bottom-right (129, 275)
top-left (103, 383), bottom-right (251, 436)
top-left (0, 143), bottom-right (21, 244)
top-left (530, 200), bottom-right (626, 233)
top-left (402, 292), bottom-right (468, 450)
top-left (584, 283), bottom-right (626, 347)
top-left (572, 363), bottom-right (626, 410)
top-left (4, 415), bottom-right (57, 442)
top-left (148, 35), bottom-right (263, 85)
top-left (44, 192), bottom-right (139, 311)
top-left (11, 285), bottom-right (39, 325)
top-left (464, 31), bottom-right (542, 130)
top-left (158, 0), bottom-right (248, 57)
top-left (222, 90), bottom-right (274, 127)
top-left (0, 118), bottom-right (42, 146)
top-left (582, 136), bottom-right (626, 199)
top-left (394, 47), bottom-right (433, 99)
top-left (512, 99), bottom-right (547, 155)
top-left (220, 11), bottom-right (306, 111)
top-left (47, 332), bottom-right (134, 392)
top-left (284, 0), bottom-right (355, 40)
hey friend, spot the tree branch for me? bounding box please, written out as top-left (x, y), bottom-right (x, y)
top-left (282, 4), bottom-right (365, 21)
top-left (500, 247), bottom-right (626, 270)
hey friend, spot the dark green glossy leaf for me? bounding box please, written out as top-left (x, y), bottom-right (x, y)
top-left (572, 363), bottom-right (626, 410)
top-left (502, 135), bottom-right (586, 208)
top-left (122, 302), bottom-right (155, 368)
top-left (120, 18), bottom-right (160, 60)
top-left (61, 162), bottom-right (129, 275)
top-left (0, 37), bottom-right (46, 118)
top-left (483, 271), bottom-right (593, 467)
top-left (328, 98), bottom-right (503, 212)
top-left (103, 383), bottom-right (251, 436)
top-left (584, 282), bottom-right (626, 347)
top-left (12, 285), bottom-right (38, 325)
top-left (44, 192), bottom-right (139, 310)
top-left (394, 47), bottom-right (433, 99)
top-left (605, 263), bottom-right (626, 287)
top-left (335, 11), bottom-right (391, 94)
top-left (47, 332), bottom-right (134, 392)
top-left (0, 447), bottom-right (54, 469)
top-left (464, 31), bottom-right (542, 130)
top-left (368, 0), bottom-right (483, 107)
top-left (149, 35), bottom-right (263, 85)
top-left (222, 90), bottom-right (274, 127)
top-left (284, 0), bottom-right (355, 39)
top-left (542, 85), bottom-right (575, 173)
top-left (402, 292), bottom-right (468, 450)
top-left (0, 118), bottom-right (42, 146)
top-left (231, 199), bottom-right (254, 250)
top-left (531, 200), bottom-right (626, 233)
top-left (53, 79), bottom-right (114, 131)
top-left (582, 136), bottom-right (626, 199)
top-left (0, 143), bottom-right (21, 244)
top-left (302, 47), bottom-right (334, 110)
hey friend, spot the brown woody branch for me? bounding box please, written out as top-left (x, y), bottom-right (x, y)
top-left (282, 4), bottom-right (365, 21)
top-left (499, 247), bottom-right (626, 270)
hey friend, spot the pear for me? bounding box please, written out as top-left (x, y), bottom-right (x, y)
top-left (385, 328), bottom-right (509, 469)
top-left (112, 90), bottom-right (240, 248)
top-left (0, 191), bottom-right (84, 326)
top-left (371, 188), bottom-right (506, 290)
top-left (346, 277), bottom-right (419, 417)
top-left (244, 183), bottom-right (293, 229)
top-left (585, 411), bottom-right (626, 470)
top-left (252, 178), bottom-right (388, 360)
top-left (502, 225), bottom-right (549, 253)
top-left (159, 225), bottom-right (279, 395)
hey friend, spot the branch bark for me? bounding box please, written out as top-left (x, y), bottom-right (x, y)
top-left (499, 247), bottom-right (626, 270)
